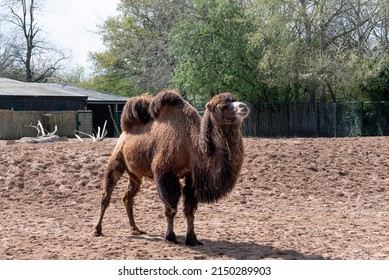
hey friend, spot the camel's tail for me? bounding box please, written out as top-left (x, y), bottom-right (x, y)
top-left (120, 94), bottom-right (153, 132)
top-left (149, 90), bottom-right (186, 118)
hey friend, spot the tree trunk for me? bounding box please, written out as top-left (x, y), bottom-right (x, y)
top-left (307, 78), bottom-right (316, 103)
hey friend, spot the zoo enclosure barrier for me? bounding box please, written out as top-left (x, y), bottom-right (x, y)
top-left (114, 101), bottom-right (389, 138)
top-left (241, 101), bottom-right (389, 138)
top-left (0, 110), bottom-right (93, 140)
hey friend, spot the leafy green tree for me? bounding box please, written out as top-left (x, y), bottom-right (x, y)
top-left (170, 0), bottom-right (266, 103)
top-left (357, 58), bottom-right (389, 101)
top-left (250, 0), bottom-right (389, 103)
top-left (248, 0), bottom-right (305, 102)
top-left (86, 0), bottom-right (389, 104)
top-left (86, 15), bottom-right (136, 95)
top-left (88, 0), bottom-right (188, 96)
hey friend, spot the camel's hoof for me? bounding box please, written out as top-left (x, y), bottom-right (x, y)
top-left (93, 230), bottom-right (103, 237)
top-left (185, 239), bottom-right (203, 246)
top-left (165, 233), bottom-right (178, 244)
top-left (131, 229), bottom-right (146, 235)
top-left (165, 238), bottom-right (179, 244)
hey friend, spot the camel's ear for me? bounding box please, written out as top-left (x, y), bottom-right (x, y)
top-left (206, 102), bottom-right (214, 112)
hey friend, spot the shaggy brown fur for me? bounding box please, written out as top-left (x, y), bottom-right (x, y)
top-left (94, 90), bottom-right (249, 246)
top-left (120, 94), bottom-right (152, 131)
top-left (196, 93), bottom-right (246, 203)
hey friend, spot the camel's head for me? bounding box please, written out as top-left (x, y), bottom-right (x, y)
top-left (206, 93), bottom-right (250, 127)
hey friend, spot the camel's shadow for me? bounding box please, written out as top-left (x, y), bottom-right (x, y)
top-left (189, 239), bottom-right (324, 260)
top-left (130, 235), bottom-right (324, 260)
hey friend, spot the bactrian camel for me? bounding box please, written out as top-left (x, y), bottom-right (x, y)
top-left (94, 90), bottom-right (249, 246)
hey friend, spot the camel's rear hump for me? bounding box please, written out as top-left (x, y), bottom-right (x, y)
top-left (121, 94), bottom-right (153, 132)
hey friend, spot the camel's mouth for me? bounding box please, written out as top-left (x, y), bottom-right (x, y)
top-left (238, 109), bottom-right (250, 117)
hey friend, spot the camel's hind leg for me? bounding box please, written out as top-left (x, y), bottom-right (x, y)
top-left (122, 176), bottom-right (146, 235)
top-left (156, 172), bottom-right (181, 244)
top-left (94, 153), bottom-right (126, 236)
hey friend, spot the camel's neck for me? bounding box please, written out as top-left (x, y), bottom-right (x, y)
top-left (195, 113), bottom-right (244, 203)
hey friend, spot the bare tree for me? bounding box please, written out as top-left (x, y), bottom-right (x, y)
top-left (269, 0), bottom-right (386, 102)
top-left (1, 0), bottom-right (68, 82)
top-left (373, 0), bottom-right (389, 55)
top-left (0, 29), bottom-right (15, 76)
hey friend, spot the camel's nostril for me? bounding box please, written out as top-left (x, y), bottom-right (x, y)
top-left (241, 105), bottom-right (249, 112)
top-left (239, 104), bottom-right (250, 113)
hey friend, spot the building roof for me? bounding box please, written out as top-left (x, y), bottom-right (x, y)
top-left (0, 78), bottom-right (128, 103)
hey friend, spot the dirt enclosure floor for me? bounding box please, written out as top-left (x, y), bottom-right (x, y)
top-left (1, 137), bottom-right (389, 260)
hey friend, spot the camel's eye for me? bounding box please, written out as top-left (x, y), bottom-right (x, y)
top-left (218, 104), bottom-right (228, 112)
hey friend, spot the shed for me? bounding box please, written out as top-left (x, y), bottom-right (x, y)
top-left (0, 78), bottom-right (128, 138)
top-left (40, 84), bottom-right (128, 137)
top-left (0, 78), bottom-right (87, 111)
top-left (51, 83), bottom-right (129, 137)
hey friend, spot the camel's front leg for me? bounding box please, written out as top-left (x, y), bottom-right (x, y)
top-left (122, 177), bottom-right (146, 235)
top-left (94, 153), bottom-right (125, 236)
top-left (156, 172), bottom-right (181, 244)
top-left (183, 175), bottom-right (203, 246)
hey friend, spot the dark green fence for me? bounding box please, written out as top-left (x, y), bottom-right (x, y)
top-left (241, 102), bottom-right (389, 137)
top-left (116, 101), bottom-right (389, 138)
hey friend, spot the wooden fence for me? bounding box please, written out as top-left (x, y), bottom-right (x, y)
top-left (241, 102), bottom-right (389, 138)
top-left (108, 101), bottom-right (389, 139)
top-left (0, 110), bottom-right (92, 140)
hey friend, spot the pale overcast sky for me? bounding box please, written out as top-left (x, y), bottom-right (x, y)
top-left (39, 0), bottom-right (120, 68)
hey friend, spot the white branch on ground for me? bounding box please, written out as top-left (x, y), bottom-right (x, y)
top-left (28, 120), bottom-right (58, 137)
top-left (22, 120), bottom-right (60, 143)
top-left (75, 120), bottom-right (107, 142)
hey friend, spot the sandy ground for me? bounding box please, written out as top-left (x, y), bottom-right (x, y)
top-left (1, 137), bottom-right (389, 260)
